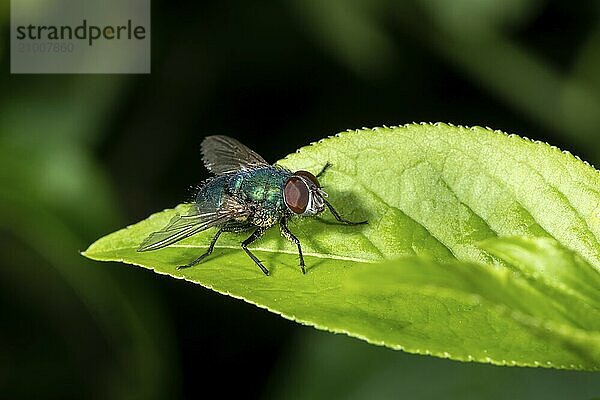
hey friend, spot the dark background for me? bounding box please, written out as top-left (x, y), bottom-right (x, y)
top-left (1, 0), bottom-right (600, 398)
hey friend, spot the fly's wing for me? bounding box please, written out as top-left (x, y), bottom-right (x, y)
top-left (201, 135), bottom-right (269, 175)
top-left (137, 198), bottom-right (249, 252)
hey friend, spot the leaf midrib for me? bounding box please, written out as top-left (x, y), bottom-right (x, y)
top-left (84, 243), bottom-right (378, 264)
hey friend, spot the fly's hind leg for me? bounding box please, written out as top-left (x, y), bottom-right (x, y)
top-left (280, 218), bottom-right (305, 274)
top-left (177, 227), bottom-right (225, 270)
top-left (242, 228), bottom-right (270, 275)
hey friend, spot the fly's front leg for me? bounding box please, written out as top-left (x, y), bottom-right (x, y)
top-left (324, 200), bottom-right (368, 226)
top-left (316, 162), bottom-right (332, 178)
top-left (280, 218), bottom-right (305, 274)
top-left (242, 227), bottom-right (269, 275)
top-left (177, 227), bottom-right (225, 270)
top-left (316, 163), bottom-right (367, 225)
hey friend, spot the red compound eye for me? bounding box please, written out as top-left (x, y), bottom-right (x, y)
top-left (284, 177), bottom-right (309, 214)
top-left (295, 170), bottom-right (321, 187)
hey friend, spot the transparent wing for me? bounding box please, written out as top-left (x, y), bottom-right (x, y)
top-left (137, 211), bottom-right (228, 252)
top-left (201, 135), bottom-right (269, 175)
top-left (137, 199), bottom-right (249, 252)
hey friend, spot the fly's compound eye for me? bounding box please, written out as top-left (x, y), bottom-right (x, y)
top-left (295, 170), bottom-right (320, 188)
top-left (284, 176), bottom-right (310, 214)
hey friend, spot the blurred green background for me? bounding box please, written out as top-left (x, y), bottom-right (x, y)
top-left (1, 0), bottom-right (600, 398)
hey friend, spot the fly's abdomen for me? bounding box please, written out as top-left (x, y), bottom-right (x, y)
top-left (195, 175), bottom-right (229, 209)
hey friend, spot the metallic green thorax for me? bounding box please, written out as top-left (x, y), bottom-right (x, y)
top-left (196, 166), bottom-right (293, 228)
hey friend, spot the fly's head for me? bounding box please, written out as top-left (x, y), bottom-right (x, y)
top-left (283, 170), bottom-right (327, 217)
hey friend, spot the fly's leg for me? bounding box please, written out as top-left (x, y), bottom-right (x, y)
top-left (324, 200), bottom-right (368, 226)
top-left (177, 227), bottom-right (224, 270)
top-left (280, 218), bottom-right (305, 274)
top-left (316, 162), bottom-right (332, 178)
top-left (242, 228), bottom-right (270, 275)
top-left (315, 163), bottom-right (367, 226)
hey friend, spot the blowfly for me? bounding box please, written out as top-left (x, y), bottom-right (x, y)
top-left (138, 136), bottom-right (366, 275)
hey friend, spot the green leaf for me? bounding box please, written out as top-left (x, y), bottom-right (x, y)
top-left (83, 123), bottom-right (600, 370)
top-left (346, 254), bottom-right (600, 370)
top-left (481, 236), bottom-right (600, 310)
